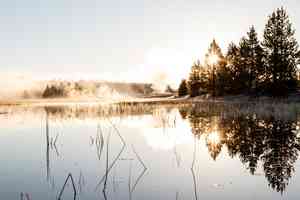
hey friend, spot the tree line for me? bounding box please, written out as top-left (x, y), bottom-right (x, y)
top-left (178, 7), bottom-right (300, 97)
top-left (42, 81), bottom-right (154, 98)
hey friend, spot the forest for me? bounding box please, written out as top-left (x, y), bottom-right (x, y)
top-left (178, 8), bottom-right (300, 97)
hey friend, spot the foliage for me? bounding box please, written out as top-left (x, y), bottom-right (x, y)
top-left (43, 84), bottom-right (67, 98)
top-left (42, 81), bottom-right (154, 98)
top-left (225, 27), bottom-right (264, 95)
top-left (262, 7), bottom-right (300, 96)
top-left (204, 39), bottom-right (227, 96)
top-left (179, 8), bottom-right (300, 97)
top-left (187, 60), bottom-right (202, 97)
top-left (178, 79), bottom-right (188, 97)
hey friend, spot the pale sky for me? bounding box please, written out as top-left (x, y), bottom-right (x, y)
top-left (0, 0), bottom-right (299, 85)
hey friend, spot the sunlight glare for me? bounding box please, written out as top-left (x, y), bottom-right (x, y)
top-left (208, 54), bottom-right (219, 65)
top-left (143, 121), bottom-right (193, 150)
top-left (206, 131), bottom-right (221, 146)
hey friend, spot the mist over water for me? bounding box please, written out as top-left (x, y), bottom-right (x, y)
top-left (0, 74), bottom-right (41, 99)
top-left (0, 73), bottom-right (158, 102)
top-left (0, 59), bottom-right (183, 101)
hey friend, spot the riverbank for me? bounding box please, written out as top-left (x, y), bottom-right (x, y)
top-left (2, 93), bottom-right (300, 107)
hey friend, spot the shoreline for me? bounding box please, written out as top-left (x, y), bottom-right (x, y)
top-left (1, 94), bottom-right (300, 107)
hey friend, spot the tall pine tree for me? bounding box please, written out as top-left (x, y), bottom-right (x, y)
top-left (243, 26), bottom-right (264, 93)
top-left (187, 60), bottom-right (202, 97)
top-left (262, 7), bottom-right (300, 96)
top-left (226, 42), bottom-right (244, 94)
top-left (204, 39), bottom-right (227, 96)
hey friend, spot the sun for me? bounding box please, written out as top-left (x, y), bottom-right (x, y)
top-left (208, 54), bottom-right (219, 65)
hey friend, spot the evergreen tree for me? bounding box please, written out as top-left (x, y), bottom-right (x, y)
top-left (204, 39), bottom-right (225, 64)
top-left (240, 26), bottom-right (264, 94)
top-left (204, 39), bottom-right (227, 96)
top-left (262, 8), bottom-right (300, 96)
top-left (236, 38), bottom-right (251, 93)
top-left (226, 42), bottom-right (244, 93)
top-left (248, 27), bottom-right (265, 92)
top-left (178, 79), bottom-right (188, 97)
top-left (187, 60), bottom-right (202, 97)
top-left (198, 64), bottom-right (210, 93)
top-left (215, 62), bottom-right (231, 95)
top-left (225, 27), bottom-right (265, 95)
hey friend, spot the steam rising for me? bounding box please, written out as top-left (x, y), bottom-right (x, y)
top-left (0, 73), bottom-right (155, 101)
top-left (0, 51), bottom-right (184, 101)
top-left (0, 74), bottom-right (43, 100)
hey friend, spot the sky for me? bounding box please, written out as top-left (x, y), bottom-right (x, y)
top-left (0, 0), bottom-right (299, 86)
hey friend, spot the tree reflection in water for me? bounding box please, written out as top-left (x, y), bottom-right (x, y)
top-left (41, 103), bottom-right (300, 195)
top-left (180, 105), bottom-right (300, 193)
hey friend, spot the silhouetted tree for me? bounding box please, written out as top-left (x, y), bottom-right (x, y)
top-left (178, 8), bottom-right (300, 97)
top-left (225, 42), bottom-right (242, 94)
top-left (187, 60), bottom-right (202, 97)
top-left (240, 26), bottom-right (264, 94)
top-left (43, 85), bottom-right (51, 98)
top-left (262, 7), bottom-right (300, 96)
top-left (204, 39), bottom-right (227, 96)
top-left (178, 79), bottom-right (188, 97)
top-left (42, 84), bottom-right (67, 98)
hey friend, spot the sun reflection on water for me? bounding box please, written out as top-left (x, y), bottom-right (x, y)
top-left (142, 119), bottom-right (194, 150)
top-left (206, 130), bottom-right (221, 146)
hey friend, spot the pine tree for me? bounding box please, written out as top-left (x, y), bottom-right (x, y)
top-left (204, 39), bottom-right (227, 96)
top-left (204, 39), bottom-right (225, 64)
top-left (226, 27), bottom-right (265, 95)
top-left (43, 85), bottom-right (50, 98)
top-left (178, 79), bottom-right (188, 97)
top-left (240, 26), bottom-right (264, 94)
top-left (262, 7), bottom-right (300, 96)
top-left (248, 27), bottom-right (264, 90)
top-left (187, 60), bottom-right (202, 97)
top-left (226, 42), bottom-right (243, 93)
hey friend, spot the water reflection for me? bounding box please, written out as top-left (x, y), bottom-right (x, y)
top-left (42, 103), bottom-right (300, 194)
top-left (180, 104), bottom-right (300, 193)
top-left (1, 103), bottom-right (300, 199)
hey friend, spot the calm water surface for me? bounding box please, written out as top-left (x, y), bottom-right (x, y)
top-left (1, 103), bottom-right (300, 200)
